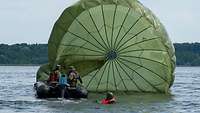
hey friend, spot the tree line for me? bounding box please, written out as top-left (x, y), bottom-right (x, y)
top-left (0, 43), bottom-right (48, 65)
top-left (0, 43), bottom-right (200, 66)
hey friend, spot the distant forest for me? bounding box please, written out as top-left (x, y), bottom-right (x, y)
top-left (0, 43), bottom-right (200, 66)
top-left (0, 43), bottom-right (48, 65)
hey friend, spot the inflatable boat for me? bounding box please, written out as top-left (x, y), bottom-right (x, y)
top-left (34, 82), bottom-right (88, 99)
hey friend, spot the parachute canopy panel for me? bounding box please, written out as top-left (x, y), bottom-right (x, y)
top-left (37, 0), bottom-right (176, 93)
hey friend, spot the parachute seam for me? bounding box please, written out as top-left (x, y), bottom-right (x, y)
top-left (60, 54), bottom-right (103, 58)
top-left (106, 61), bottom-right (112, 91)
top-left (111, 61), bottom-right (118, 91)
top-left (60, 43), bottom-right (104, 54)
top-left (101, 5), bottom-right (110, 49)
top-left (116, 26), bottom-right (152, 51)
top-left (119, 57), bottom-right (169, 85)
top-left (57, 42), bottom-right (87, 62)
top-left (114, 60), bottom-right (129, 92)
top-left (115, 15), bottom-right (143, 50)
top-left (67, 11), bottom-right (107, 52)
top-left (120, 49), bottom-right (167, 55)
top-left (96, 62), bottom-right (110, 91)
top-left (87, 10), bottom-right (110, 51)
top-left (118, 36), bottom-right (160, 53)
top-left (68, 31), bottom-right (105, 53)
top-left (113, 8), bottom-right (131, 49)
top-left (111, 5), bottom-right (117, 49)
top-left (115, 59), bottom-right (144, 92)
top-left (86, 69), bottom-right (101, 89)
top-left (119, 55), bottom-right (168, 67)
top-left (117, 58), bottom-right (162, 92)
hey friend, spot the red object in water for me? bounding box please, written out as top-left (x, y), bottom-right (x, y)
top-left (101, 99), bottom-right (110, 104)
top-left (101, 97), bottom-right (116, 104)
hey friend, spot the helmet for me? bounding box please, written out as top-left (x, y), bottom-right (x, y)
top-left (56, 64), bottom-right (61, 67)
top-left (55, 64), bottom-right (61, 70)
top-left (106, 92), bottom-right (114, 100)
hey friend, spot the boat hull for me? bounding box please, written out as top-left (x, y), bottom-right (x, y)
top-left (34, 82), bottom-right (88, 99)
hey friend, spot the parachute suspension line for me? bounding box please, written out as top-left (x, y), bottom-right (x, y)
top-left (68, 31), bottom-right (105, 53)
top-left (113, 8), bottom-right (131, 50)
top-left (56, 35), bottom-right (82, 62)
top-left (106, 61), bottom-right (112, 91)
top-left (101, 5), bottom-right (110, 49)
top-left (111, 61), bottom-right (118, 91)
top-left (113, 60), bottom-right (129, 92)
top-left (118, 57), bottom-right (169, 84)
top-left (110, 5), bottom-right (118, 50)
top-left (120, 49), bottom-right (167, 55)
top-left (60, 54), bottom-right (103, 58)
top-left (116, 26), bottom-right (152, 51)
top-left (115, 15), bottom-right (143, 51)
top-left (60, 44), bottom-right (104, 54)
top-left (86, 69), bottom-right (100, 89)
top-left (67, 11), bottom-right (108, 52)
top-left (96, 62), bottom-right (110, 92)
top-left (88, 10), bottom-right (110, 51)
top-left (119, 55), bottom-right (169, 67)
top-left (62, 41), bottom-right (86, 54)
top-left (118, 37), bottom-right (161, 53)
top-left (115, 59), bottom-right (144, 92)
top-left (117, 58), bottom-right (162, 92)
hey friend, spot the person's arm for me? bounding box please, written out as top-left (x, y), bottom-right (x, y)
top-left (109, 97), bottom-right (116, 104)
top-left (77, 76), bottom-right (83, 84)
top-left (75, 71), bottom-right (83, 84)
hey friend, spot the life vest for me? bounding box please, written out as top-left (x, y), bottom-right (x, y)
top-left (68, 71), bottom-right (78, 87)
top-left (49, 72), bottom-right (59, 82)
top-left (101, 97), bottom-right (116, 104)
top-left (101, 99), bottom-right (110, 104)
top-left (59, 75), bottom-right (67, 85)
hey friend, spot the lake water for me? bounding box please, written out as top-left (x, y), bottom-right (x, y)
top-left (0, 66), bottom-right (199, 113)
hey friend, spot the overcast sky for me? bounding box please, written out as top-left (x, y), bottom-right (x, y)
top-left (0, 0), bottom-right (199, 44)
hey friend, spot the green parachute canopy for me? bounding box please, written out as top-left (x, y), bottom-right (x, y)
top-left (37, 0), bottom-right (176, 93)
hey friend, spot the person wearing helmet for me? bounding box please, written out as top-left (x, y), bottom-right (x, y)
top-left (67, 66), bottom-right (83, 87)
top-left (101, 92), bottom-right (116, 104)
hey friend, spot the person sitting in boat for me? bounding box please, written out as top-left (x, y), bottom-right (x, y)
top-left (67, 66), bottom-right (83, 88)
top-left (101, 92), bottom-right (116, 104)
top-left (58, 73), bottom-right (69, 98)
top-left (47, 65), bottom-right (61, 86)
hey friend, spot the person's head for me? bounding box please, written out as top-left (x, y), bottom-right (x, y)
top-left (55, 64), bottom-right (61, 71)
top-left (106, 92), bottom-right (114, 100)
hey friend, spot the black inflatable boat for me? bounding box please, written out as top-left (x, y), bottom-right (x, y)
top-left (34, 82), bottom-right (88, 99)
